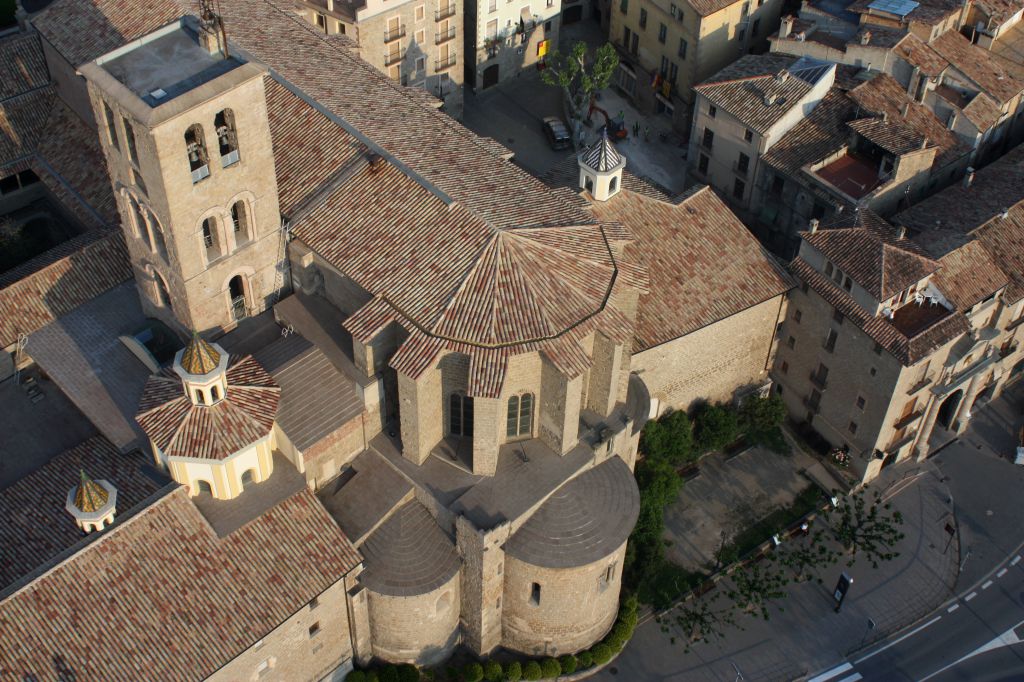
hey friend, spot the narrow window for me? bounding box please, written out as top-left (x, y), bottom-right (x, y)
top-left (620, 0), bottom-right (627, 12)
top-left (202, 217), bottom-right (220, 262)
top-left (507, 393), bottom-right (534, 437)
top-left (530, 582), bottom-right (541, 605)
top-left (231, 201), bottom-right (250, 244)
top-left (708, 104), bottom-right (717, 118)
top-left (104, 103), bottom-right (119, 150)
top-left (824, 262), bottom-right (834, 277)
top-left (848, 421), bottom-right (858, 434)
top-left (450, 394), bottom-right (474, 437)
top-left (793, 309), bottom-right (802, 323)
top-left (184, 124), bottom-right (210, 183)
top-left (698, 154), bottom-right (709, 174)
top-left (833, 309), bottom-right (844, 324)
top-left (310, 597), bottom-right (320, 609)
top-left (678, 38), bottom-right (687, 59)
top-left (732, 178), bottom-right (745, 200)
top-left (737, 152), bottom-right (750, 174)
top-left (196, 390), bottom-right (206, 404)
top-left (609, 176), bottom-right (618, 193)
top-left (824, 328), bottom-right (838, 352)
top-left (308, 622), bottom-right (321, 638)
top-left (856, 396), bottom-right (866, 410)
top-left (873, 342), bottom-right (883, 356)
top-left (215, 110), bottom-right (240, 167)
top-left (658, 23), bottom-right (667, 43)
top-left (639, 8), bottom-right (647, 27)
top-left (123, 117), bottom-right (139, 166)
top-left (210, 385), bottom-right (220, 402)
top-left (745, 129), bottom-right (753, 143)
top-left (787, 336), bottom-right (795, 349)
top-left (702, 127), bottom-right (714, 150)
top-left (780, 361), bottom-right (789, 374)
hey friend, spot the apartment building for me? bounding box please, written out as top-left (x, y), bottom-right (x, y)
top-left (293, 0), bottom-right (465, 115)
top-left (773, 145), bottom-right (1024, 484)
top-left (608, 0), bottom-right (785, 132)
top-left (465, 0), bottom-right (561, 90)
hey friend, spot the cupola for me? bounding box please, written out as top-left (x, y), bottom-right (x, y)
top-left (578, 131), bottom-right (626, 202)
top-left (65, 470), bottom-right (117, 533)
top-left (174, 332), bottom-right (229, 406)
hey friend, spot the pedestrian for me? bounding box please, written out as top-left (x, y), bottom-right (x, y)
top-left (644, 125), bottom-right (650, 141)
top-left (633, 121), bottom-right (640, 138)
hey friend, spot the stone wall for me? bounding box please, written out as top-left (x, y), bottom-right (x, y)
top-left (500, 540), bottom-right (627, 656)
top-left (457, 515), bottom-right (510, 656)
top-left (366, 572), bottom-right (461, 665)
top-left (632, 295), bottom-right (785, 415)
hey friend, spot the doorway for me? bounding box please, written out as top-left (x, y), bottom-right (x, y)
top-left (482, 64), bottom-right (499, 90)
top-left (229, 275), bottom-right (247, 321)
top-left (241, 468), bottom-right (256, 489)
top-left (937, 389), bottom-right (963, 430)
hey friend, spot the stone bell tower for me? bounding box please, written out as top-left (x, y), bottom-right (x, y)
top-left (79, 13), bottom-right (286, 335)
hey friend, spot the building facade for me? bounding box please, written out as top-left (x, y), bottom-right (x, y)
top-left (465, 0), bottom-right (561, 91)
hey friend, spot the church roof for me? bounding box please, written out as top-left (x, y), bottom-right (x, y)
top-left (136, 355), bottom-right (280, 460)
top-left (180, 333), bottom-right (221, 375)
top-left (580, 132), bottom-right (623, 172)
top-left (72, 470), bottom-right (109, 512)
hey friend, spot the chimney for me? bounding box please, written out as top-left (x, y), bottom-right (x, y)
top-left (881, 111), bottom-right (888, 123)
top-left (896, 224), bottom-right (906, 239)
top-left (368, 153), bottom-right (387, 174)
top-left (775, 70), bottom-right (789, 84)
top-left (921, 136), bottom-right (928, 149)
top-left (860, 29), bottom-right (872, 45)
top-left (809, 218), bottom-right (820, 233)
top-left (764, 92), bottom-right (778, 106)
top-left (947, 110), bottom-right (958, 130)
top-left (963, 166), bottom-right (975, 188)
top-left (780, 15), bottom-right (795, 39)
top-left (1001, 208), bottom-right (1010, 219)
top-left (901, 102), bottom-right (910, 116)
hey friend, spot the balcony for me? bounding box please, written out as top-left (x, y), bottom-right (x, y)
top-left (384, 25), bottom-right (406, 42)
top-left (888, 428), bottom-right (918, 453)
top-left (809, 370), bottom-right (828, 390)
top-left (1006, 316), bottom-right (1024, 332)
top-left (436, 25), bottom-right (457, 44)
top-left (435, 53), bottom-right (457, 70)
top-left (436, 4), bottom-right (456, 20)
top-left (384, 50), bottom-right (404, 66)
top-left (906, 375), bottom-right (933, 395)
top-left (893, 409), bottom-right (924, 431)
top-left (999, 342), bottom-right (1019, 359)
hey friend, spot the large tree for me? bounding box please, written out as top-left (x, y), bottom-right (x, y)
top-left (827, 488), bottom-right (905, 569)
top-left (540, 41), bottom-right (618, 140)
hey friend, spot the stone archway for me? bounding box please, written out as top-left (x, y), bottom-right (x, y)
top-left (937, 389), bottom-right (964, 430)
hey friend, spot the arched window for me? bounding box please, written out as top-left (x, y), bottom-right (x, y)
top-left (449, 393), bottom-right (474, 437)
top-left (184, 124), bottom-right (210, 183)
top-left (202, 217), bottom-right (221, 262)
top-left (231, 201), bottom-right (250, 245)
top-left (241, 468), bottom-right (256, 488)
top-left (506, 393), bottom-right (533, 438)
top-left (195, 389), bottom-right (206, 405)
top-left (215, 109), bottom-right (240, 167)
top-left (229, 275), bottom-right (248, 321)
top-left (609, 176), bottom-right (618, 193)
top-left (150, 216), bottom-right (168, 262)
top-left (197, 480), bottom-right (213, 494)
top-left (154, 271), bottom-right (172, 310)
top-left (210, 385), bottom-right (220, 402)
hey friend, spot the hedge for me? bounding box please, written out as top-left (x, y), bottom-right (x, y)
top-left (483, 660), bottom-right (503, 681)
top-left (397, 664), bottom-right (419, 682)
top-left (522, 660), bottom-right (542, 680)
top-left (463, 662), bottom-right (484, 682)
top-left (540, 658), bottom-right (560, 678)
top-left (504, 661), bottom-right (522, 681)
top-left (558, 654), bottom-right (577, 675)
top-left (578, 651), bottom-right (593, 668)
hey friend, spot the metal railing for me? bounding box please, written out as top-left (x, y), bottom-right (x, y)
top-left (384, 50), bottom-right (404, 66)
top-left (893, 409), bottom-right (924, 431)
top-left (435, 4), bottom-right (456, 20)
top-left (436, 25), bottom-right (457, 43)
top-left (384, 25), bottom-right (406, 41)
top-left (435, 53), bottom-right (457, 70)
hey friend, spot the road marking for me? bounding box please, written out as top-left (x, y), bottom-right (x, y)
top-left (920, 619), bottom-right (1024, 681)
top-left (807, 663), bottom-right (852, 682)
top-left (947, 603), bottom-right (960, 612)
top-left (836, 674), bottom-right (863, 682)
top-left (966, 591), bottom-right (978, 601)
top-left (982, 580), bottom-right (994, 590)
top-left (854, 616), bottom-right (942, 664)
top-left (998, 568), bottom-right (1009, 578)
top-left (1012, 555), bottom-right (1021, 566)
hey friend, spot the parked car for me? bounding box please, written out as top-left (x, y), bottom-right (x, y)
top-left (541, 116), bottom-right (572, 151)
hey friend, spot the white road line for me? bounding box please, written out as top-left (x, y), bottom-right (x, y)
top-left (966, 591), bottom-right (978, 601)
top-left (947, 603), bottom-right (960, 613)
top-left (983, 580), bottom-right (994, 590)
top-left (836, 674), bottom-right (863, 682)
top-left (998, 568), bottom-right (1009, 578)
top-left (920, 619), bottom-right (1024, 682)
top-left (807, 662), bottom-right (852, 682)
top-left (1012, 555), bottom-right (1021, 566)
top-left (854, 616), bottom-right (942, 664)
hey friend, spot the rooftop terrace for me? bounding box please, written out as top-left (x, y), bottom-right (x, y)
top-left (815, 151), bottom-right (882, 199)
top-left (890, 299), bottom-right (954, 337)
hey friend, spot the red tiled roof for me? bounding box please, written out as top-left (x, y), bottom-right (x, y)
top-left (0, 33), bottom-right (49, 101)
top-left (893, 32), bottom-right (949, 79)
top-left (0, 486), bottom-right (362, 681)
top-left (805, 209), bottom-right (939, 300)
top-left (762, 88), bottom-right (859, 178)
top-left (931, 239), bottom-right (1009, 310)
top-left (136, 356), bottom-right (280, 460)
top-left (0, 436), bottom-right (164, 590)
top-left (930, 30), bottom-right (1024, 104)
top-left (593, 186), bottom-right (792, 352)
top-left (694, 56), bottom-right (815, 134)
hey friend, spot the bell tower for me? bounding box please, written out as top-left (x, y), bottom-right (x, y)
top-left (80, 13), bottom-right (286, 335)
top-left (578, 131), bottom-right (626, 202)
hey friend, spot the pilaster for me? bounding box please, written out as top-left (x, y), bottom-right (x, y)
top-left (398, 368), bottom-right (443, 464)
top-left (472, 397), bottom-right (501, 476)
top-left (456, 515), bottom-right (510, 656)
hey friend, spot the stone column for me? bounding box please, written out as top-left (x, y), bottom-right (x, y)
top-left (954, 373), bottom-right (984, 433)
top-left (457, 516), bottom-right (510, 656)
top-left (398, 369), bottom-right (442, 464)
top-left (472, 397), bottom-right (502, 476)
top-left (539, 362), bottom-right (583, 455)
top-left (914, 392), bottom-right (942, 461)
top-left (344, 571), bottom-right (373, 667)
top-left (586, 332), bottom-right (624, 417)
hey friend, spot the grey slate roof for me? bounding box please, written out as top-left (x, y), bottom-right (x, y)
top-left (358, 500), bottom-right (460, 596)
top-left (505, 456), bottom-right (640, 568)
top-left (580, 133), bottom-right (623, 172)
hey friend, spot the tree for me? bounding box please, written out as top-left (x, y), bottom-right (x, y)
top-left (666, 590), bottom-right (737, 652)
top-left (540, 41), bottom-right (618, 138)
top-left (826, 488), bottom-right (905, 569)
top-left (624, 457), bottom-right (683, 589)
top-left (640, 410), bottom-right (695, 466)
top-left (739, 394), bottom-right (788, 452)
top-left (724, 560), bottom-right (790, 621)
top-left (693, 402), bottom-right (741, 453)
top-left (775, 529), bottom-right (839, 582)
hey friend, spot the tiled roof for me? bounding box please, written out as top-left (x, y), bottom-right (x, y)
top-left (892, 32), bottom-right (949, 78)
top-left (695, 55), bottom-right (815, 134)
top-left (762, 89), bottom-right (858, 177)
top-left (505, 456), bottom-right (640, 568)
top-left (180, 334), bottom-right (221, 375)
top-left (136, 356), bottom-right (280, 460)
top-left (849, 0), bottom-right (962, 24)
top-left (581, 132), bottom-right (623, 172)
top-left (930, 30), bottom-right (1024, 104)
top-left (686, 0), bottom-right (749, 17)
top-left (847, 117), bottom-right (926, 155)
top-left (0, 437), bottom-right (165, 590)
top-left (592, 186), bottom-right (792, 352)
top-left (358, 500), bottom-right (460, 596)
top-left (973, 0), bottom-right (1024, 21)
top-left (931, 240), bottom-right (1009, 310)
top-left (960, 91), bottom-right (1003, 131)
top-left (0, 33), bottom-right (49, 101)
top-left (0, 485), bottom-right (362, 681)
top-left (73, 470), bottom-right (110, 512)
top-left (0, 231), bottom-right (133, 348)
top-left (790, 257), bottom-right (968, 365)
top-left (804, 209), bottom-right (939, 300)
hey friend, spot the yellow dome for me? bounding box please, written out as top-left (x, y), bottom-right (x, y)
top-left (180, 333), bottom-right (221, 375)
top-left (74, 470), bottom-right (109, 513)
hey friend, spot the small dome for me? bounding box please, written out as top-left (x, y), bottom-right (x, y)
top-left (74, 470), bottom-right (110, 513)
top-left (180, 333), bottom-right (221, 375)
top-left (580, 131), bottom-right (623, 173)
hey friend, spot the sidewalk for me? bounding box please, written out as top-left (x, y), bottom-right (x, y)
top-left (596, 461), bottom-right (959, 681)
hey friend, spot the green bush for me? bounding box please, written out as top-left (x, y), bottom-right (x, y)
top-left (346, 672), bottom-right (367, 682)
top-left (379, 665), bottom-right (399, 682)
top-left (740, 394), bottom-right (788, 453)
top-left (591, 643), bottom-right (615, 665)
top-left (483, 660), bottom-right (503, 681)
top-left (558, 654), bottom-right (577, 674)
top-left (463, 662), bottom-right (484, 682)
top-left (505, 661), bottom-right (522, 682)
top-left (421, 670), bottom-right (436, 682)
top-left (578, 650), bottom-right (593, 668)
top-left (522, 661), bottom-right (543, 681)
top-left (397, 664), bottom-right (419, 682)
top-left (540, 658), bottom-right (560, 678)
top-left (366, 671), bottom-right (380, 682)
top-left (693, 402), bottom-right (741, 453)
top-left (640, 410), bottom-right (695, 466)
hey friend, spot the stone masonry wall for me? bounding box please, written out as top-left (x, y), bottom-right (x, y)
top-left (457, 515), bottom-right (510, 656)
top-left (366, 573), bottom-right (461, 665)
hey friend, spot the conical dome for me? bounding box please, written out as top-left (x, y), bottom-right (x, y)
top-left (580, 130), bottom-right (623, 173)
top-left (180, 332), bottom-right (221, 375)
top-left (74, 470), bottom-right (110, 513)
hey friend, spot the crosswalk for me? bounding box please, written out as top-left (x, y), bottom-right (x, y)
top-left (807, 663), bottom-right (862, 682)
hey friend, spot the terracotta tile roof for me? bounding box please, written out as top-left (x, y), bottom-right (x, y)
top-left (960, 91), bottom-right (1003, 131)
top-left (0, 436), bottom-right (165, 590)
top-left (589, 186), bottom-right (792, 352)
top-left (931, 239), bottom-right (1009, 309)
top-left (791, 257), bottom-right (968, 364)
top-left (581, 132), bottom-right (623, 172)
top-left (0, 485), bottom-right (361, 681)
top-left (762, 89), bottom-right (859, 177)
top-left (848, 0), bottom-right (962, 25)
top-left (892, 32), bottom-right (949, 78)
top-left (847, 116), bottom-right (926, 155)
top-left (930, 30), bottom-right (1024, 104)
top-left (974, 0), bottom-right (1024, 22)
top-left (685, 0), bottom-right (749, 17)
top-left (0, 33), bottom-right (49, 101)
top-left (0, 231), bottom-right (133, 348)
top-left (179, 334), bottom-right (222, 375)
top-left (805, 209), bottom-right (939, 300)
top-left (695, 55), bottom-right (816, 134)
top-left (136, 356), bottom-right (280, 460)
